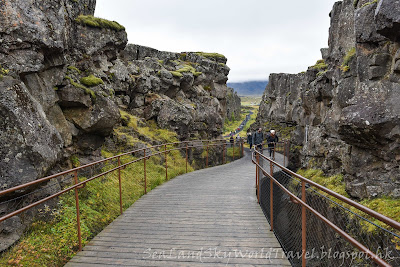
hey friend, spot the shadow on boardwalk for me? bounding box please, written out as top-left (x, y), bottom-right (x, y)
top-left (66, 150), bottom-right (291, 266)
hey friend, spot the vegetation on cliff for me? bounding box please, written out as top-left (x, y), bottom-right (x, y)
top-left (75, 15), bottom-right (125, 31)
top-left (0, 111), bottom-right (192, 266)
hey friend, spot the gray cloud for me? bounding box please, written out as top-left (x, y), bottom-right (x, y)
top-left (95, 0), bottom-right (338, 82)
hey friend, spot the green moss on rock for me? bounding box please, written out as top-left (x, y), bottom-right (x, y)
top-left (195, 52), bottom-right (226, 59)
top-left (80, 74), bottom-right (104, 87)
top-left (340, 47), bottom-right (356, 72)
top-left (310, 59), bottom-right (328, 71)
top-left (75, 15), bottom-right (125, 31)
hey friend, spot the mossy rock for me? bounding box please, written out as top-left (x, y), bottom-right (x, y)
top-left (195, 52), bottom-right (226, 59)
top-left (310, 59), bottom-right (328, 71)
top-left (80, 75), bottom-right (104, 87)
top-left (75, 15), bottom-right (125, 31)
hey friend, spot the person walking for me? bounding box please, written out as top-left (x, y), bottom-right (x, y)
top-left (267, 129), bottom-right (279, 159)
top-left (247, 129), bottom-right (253, 149)
top-left (252, 128), bottom-right (264, 152)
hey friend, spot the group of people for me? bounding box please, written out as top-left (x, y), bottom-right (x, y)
top-left (246, 128), bottom-right (279, 158)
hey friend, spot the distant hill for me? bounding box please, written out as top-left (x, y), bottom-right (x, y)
top-left (227, 80), bottom-right (268, 96)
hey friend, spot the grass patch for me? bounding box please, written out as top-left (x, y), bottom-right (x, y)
top-left (195, 52), bottom-right (226, 60)
top-left (170, 64), bottom-right (202, 77)
top-left (340, 47), bottom-right (356, 73)
top-left (80, 75), bottom-right (104, 87)
top-left (0, 64), bottom-right (9, 80)
top-left (0, 111), bottom-right (192, 267)
top-left (67, 66), bottom-right (81, 74)
top-left (75, 15), bottom-right (125, 31)
top-left (310, 59), bottom-right (328, 71)
top-left (361, 0), bottom-right (378, 8)
top-left (262, 121), bottom-right (296, 139)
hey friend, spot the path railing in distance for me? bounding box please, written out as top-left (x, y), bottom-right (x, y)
top-left (0, 139), bottom-right (244, 251)
top-left (252, 149), bottom-right (400, 267)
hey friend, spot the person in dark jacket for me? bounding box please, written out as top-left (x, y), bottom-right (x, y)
top-left (247, 130), bottom-right (253, 149)
top-left (252, 128), bottom-right (264, 151)
top-left (267, 129), bottom-right (279, 158)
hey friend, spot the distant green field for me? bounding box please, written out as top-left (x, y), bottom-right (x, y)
top-left (240, 96), bottom-right (262, 106)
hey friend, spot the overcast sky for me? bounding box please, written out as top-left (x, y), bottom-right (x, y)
top-left (95, 0), bottom-right (338, 82)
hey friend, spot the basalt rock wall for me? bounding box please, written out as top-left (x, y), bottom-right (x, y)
top-left (0, 0), bottom-right (240, 250)
top-left (256, 0), bottom-right (400, 199)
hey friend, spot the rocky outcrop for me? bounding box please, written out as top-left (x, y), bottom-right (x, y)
top-left (0, 0), bottom-right (239, 251)
top-left (256, 0), bottom-right (400, 199)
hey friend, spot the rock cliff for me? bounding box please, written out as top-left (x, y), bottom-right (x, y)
top-left (256, 0), bottom-right (400, 199)
top-left (0, 0), bottom-right (240, 250)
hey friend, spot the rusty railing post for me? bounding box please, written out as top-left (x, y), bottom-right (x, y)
top-left (118, 156), bottom-right (123, 214)
top-left (256, 152), bottom-right (260, 204)
top-left (206, 141), bottom-right (209, 168)
top-left (144, 149), bottom-right (147, 194)
top-left (223, 142), bottom-right (226, 164)
top-left (233, 140), bottom-right (235, 161)
top-left (283, 141), bottom-right (286, 167)
top-left (165, 144), bottom-right (168, 181)
top-left (273, 142), bottom-right (276, 160)
top-left (186, 142), bottom-right (188, 173)
top-left (270, 158), bottom-right (274, 231)
top-left (73, 170), bottom-right (82, 251)
top-left (302, 180), bottom-right (307, 267)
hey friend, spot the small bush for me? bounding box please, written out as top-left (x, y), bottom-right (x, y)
top-left (75, 15), bottom-right (125, 31)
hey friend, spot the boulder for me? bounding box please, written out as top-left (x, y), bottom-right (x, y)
top-left (63, 96), bottom-right (120, 136)
top-left (375, 0), bottom-right (400, 42)
top-left (0, 77), bottom-right (63, 189)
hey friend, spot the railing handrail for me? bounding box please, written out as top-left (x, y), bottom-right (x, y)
top-left (0, 138), bottom-right (234, 197)
top-left (252, 149), bottom-right (397, 267)
top-left (253, 150), bottom-right (400, 231)
top-left (0, 138), bottom-right (245, 252)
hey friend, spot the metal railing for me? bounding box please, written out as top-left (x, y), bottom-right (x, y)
top-left (252, 148), bottom-right (400, 267)
top-left (0, 139), bottom-right (244, 251)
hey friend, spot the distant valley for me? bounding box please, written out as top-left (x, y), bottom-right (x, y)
top-left (227, 80), bottom-right (268, 96)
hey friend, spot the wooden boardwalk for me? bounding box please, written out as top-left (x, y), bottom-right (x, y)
top-left (65, 150), bottom-right (291, 266)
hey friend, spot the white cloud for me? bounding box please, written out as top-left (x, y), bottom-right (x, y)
top-left (95, 0), bottom-right (338, 82)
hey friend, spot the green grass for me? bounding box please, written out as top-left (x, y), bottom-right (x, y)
top-left (80, 75), bottom-right (104, 87)
top-left (223, 109), bottom-right (247, 135)
top-left (240, 96), bottom-right (262, 106)
top-left (361, 0), bottom-right (378, 8)
top-left (169, 64), bottom-right (202, 77)
top-left (0, 64), bottom-right (9, 80)
top-left (262, 121), bottom-right (296, 140)
top-left (195, 52), bottom-right (226, 60)
top-left (75, 15), bottom-right (125, 31)
top-left (0, 111), bottom-right (192, 267)
top-left (67, 66), bottom-right (81, 74)
top-left (310, 59), bottom-right (328, 71)
top-left (340, 47), bottom-right (356, 73)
